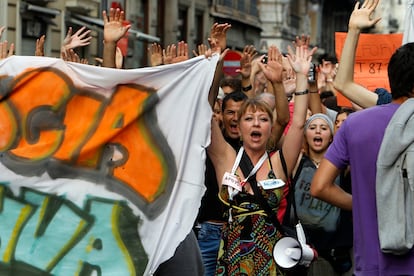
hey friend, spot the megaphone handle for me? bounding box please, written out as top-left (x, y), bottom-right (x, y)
top-left (296, 222), bottom-right (307, 244)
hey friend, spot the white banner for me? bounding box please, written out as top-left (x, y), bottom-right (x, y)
top-left (0, 54), bottom-right (218, 275)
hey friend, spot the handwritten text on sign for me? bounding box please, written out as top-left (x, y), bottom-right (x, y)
top-left (335, 32), bottom-right (403, 106)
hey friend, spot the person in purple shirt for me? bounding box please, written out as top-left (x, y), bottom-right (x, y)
top-left (310, 0), bottom-right (414, 275)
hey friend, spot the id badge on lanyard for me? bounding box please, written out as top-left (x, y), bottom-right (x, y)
top-left (221, 147), bottom-right (268, 199)
top-left (258, 178), bottom-right (285, 190)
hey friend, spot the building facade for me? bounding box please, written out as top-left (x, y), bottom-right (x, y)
top-left (0, 0), bottom-right (410, 68)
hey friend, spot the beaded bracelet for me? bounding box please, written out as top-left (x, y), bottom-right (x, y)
top-left (294, 90), bottom-right (309, 96)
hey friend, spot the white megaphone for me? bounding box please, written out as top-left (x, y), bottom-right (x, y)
top-left (273, 222), bottom-right (318, 269)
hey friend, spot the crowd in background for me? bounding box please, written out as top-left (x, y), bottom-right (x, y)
top-left (1, 0), bottom-right (414, 275)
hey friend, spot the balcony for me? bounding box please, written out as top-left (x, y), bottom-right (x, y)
top-left (65, 0), bottom-right (100, 15)
top-left (211, 3), bottom-right (261, 28)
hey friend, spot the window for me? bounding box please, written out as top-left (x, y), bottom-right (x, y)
top-left (22, 19), bottom-right (45, 38)
top-left (237, 0), bottom-right (245, 12)
top-left (156, 0), bottom-right (165, 44)
top-left (178, 6), bottom-right (188, 42)
top-left (194, 10), bottom-right (204, 46)
top-left (220, 0), bottom-right (233, 8)
top-left (250, 0), bottom-right (258, 16)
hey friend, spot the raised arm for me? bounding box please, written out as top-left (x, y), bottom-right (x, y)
top-left (208, 114), bottom-right (238, 189)
top-left (207, 23), bottom-right (236, 186)
top-left (0, 26), bottom-right (14, 60)
top-left (61, 48), bottom-right (89, 64)
top-left (333, 0), bottom-right (381, 108)
top-left (102, 8), bottom-right (130, 68)
top-left (35, 35), bottom-right (45, 56)
top-left (236, 45), bottom-right (257, 96)
top-left (317, 58), bottom-right (337, 93)
top-left (171, 41), bottom-right (189, 64)
top-left (308, 74), bottom-right (324, 114)
top-left (207, 23), bottom-right (231, 108)
top-left (276, 42), bottom-right (316, 179)
top-left (258, 45), bottom-right (290, 147)
top-left (208, 22), bottom-right (231, 53)
top-left (0, 41), bottom-right (14, 60)
top-left (148, 43), bottom-right (163, 66)
top-left (192, 43), bottom-right (209, 57)
top-left (208, 48), bottom-right (230, 108)
top-left (294, 35), bottom-right (324, 115)
top-left (0, 26), bottom-right (5, 39)
top-left (162, 44), bottom-right (175, 65)
top-left (61, 27), bottom-right (92, 53)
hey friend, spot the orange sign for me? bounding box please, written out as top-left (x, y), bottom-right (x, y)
top-left (335, 32), bottom-right (403, 107)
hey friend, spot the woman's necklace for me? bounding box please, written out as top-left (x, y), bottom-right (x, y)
top-left (310, 157), bottom-right (321, 168)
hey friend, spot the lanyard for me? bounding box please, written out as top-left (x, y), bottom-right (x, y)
top-left (229, 147), bottom-right (268, 199)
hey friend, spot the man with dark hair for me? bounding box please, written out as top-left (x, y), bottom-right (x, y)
top-left (310, 0), bottom-right (414, 275)
top-left (195, 91), bottom-right (247, 276)
top-left (219, 77), bottom-right (242, 95)
top-left (318, 53), bottom-right (338, 66)
top-left (220, 91), bottom-right (248, 140)
top-left (320, 91), bottom-right (340, 112)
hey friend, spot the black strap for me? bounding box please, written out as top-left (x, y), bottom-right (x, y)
top-left (279, 149), bottom-right (301, 227)
top-left (238, 150), bottom-right (292, 236)
top-left (279, 149), bottom-right (288, 180)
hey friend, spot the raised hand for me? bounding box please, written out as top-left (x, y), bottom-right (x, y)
top-left (293, 34), bottom-right (311, 48)
top-left (61, 48), bottom-right (81, 63)
top-left (0, 26), bottom-right (14, 59)
top-left (292, 34), bottom-right (318, 58)
top-left (0, 41), bottom-right (14, 60)
top-left (148, 42), bottom-right (163, 66)
top-left (172, 41), bottom-right (188, 63)
top-left (161, 41), bottom-right (189, 64)
top-left (94, 57), bottom-right (103, 66)
top-left (208, 23), bottom-right (231, 53)
top-left (317, 60), bottom-right (337, 88)
top-left (319, 61), bottom-right (335, 77)
top-left (103, 8), bottom-right (130, 44)
top-left (236, 45), bottom-right (257, 79)
top-left (192, 44), bottom-right (209, 57)
top-left (80, 58), bottom-right (89, 64)
top-left (62, 26), bottom-right (92, 50)
top-left (258, 45), bottom-right (284, 83)
top-left (349, 0), bottom-right (381, 30)
top-left (102, 8), bottom-right (130, 68)
top-left (0, 26), bottom-right (5, 40)
top-left (61, 47), bottom-right (89, 64)
top-left (282, 55), bottom-right (296, 81)
top-left (35, 35), bottom-right (45, 56)
top-left (287, 44), bottom-right (315, 76)
top-left (163, 43), bottom-right (176, 65)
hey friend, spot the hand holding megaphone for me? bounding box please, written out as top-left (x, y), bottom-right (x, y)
top-left (273, 222), bottom-right (318, 269)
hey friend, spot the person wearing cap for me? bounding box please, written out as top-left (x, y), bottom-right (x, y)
top-left (282, 113), bottom-right (354, 276)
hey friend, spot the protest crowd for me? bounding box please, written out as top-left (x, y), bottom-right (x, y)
top-left (0, 0), bottom-right (414, 275)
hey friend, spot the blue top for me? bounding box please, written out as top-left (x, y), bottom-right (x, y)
top-left (375, 88), bottom-right (392, 105)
